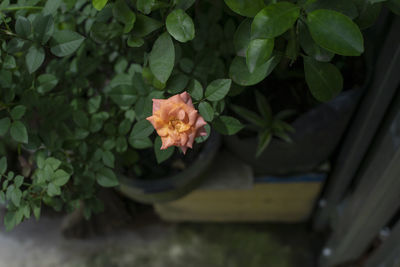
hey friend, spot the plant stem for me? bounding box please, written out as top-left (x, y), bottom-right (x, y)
top-left (0, 6), bottom-right (43, 11)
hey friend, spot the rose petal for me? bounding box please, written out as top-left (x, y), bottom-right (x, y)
top-left (152, 99), bottom-right (163, 113)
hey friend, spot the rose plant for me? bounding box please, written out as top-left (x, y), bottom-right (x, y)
top-left (0, 0), bottom-right (398, 230)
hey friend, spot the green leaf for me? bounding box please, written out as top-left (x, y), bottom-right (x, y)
top-left (130, 119), bottom-right (154, 139)
top-left (305, 0), bottom-right (359, 19)
top-left (174, 0), bottom-right (196, 10)
top-left (26, 46), bottom-right (45, 74)
top-left (205, 79), bottom-right (232, 101)
top-left (32, 13), bottom-right (54, 44)
top-left (234, 19), bottom-right (252, 57)
top-left (353, 0), bottom-right (382, 29)
top-left (45, 157), bottom-right (61, 170)
top-left (3, 55), bottom-right (16, 69)
top-left (154, 136), bottom-right (174, 164)
top-left (127, 36), bottom-right (144, 47)
top-left (10, 105), bottom-right (26, 120)
top-left (14, 175), bottom-right (24, 188)
top-left (50, 30), bottom-right (85, 57)
top-left (132, 14), bottom-right (163, 37)
top-left (93, 0), bottom-right (108, 11)
top-left (256, 130), bottom-right (272, 158)
top-left (113, 0), bottom-right (136, 33)
top-left (137, 0), bottom-right (155, 14)
top-left (102, 150), bottom-right (115, 168)
top-left (0, 157), bottom-right (7, 175)
top-left (188, 79), bottom-right (203, 101)
top-left (254, 90), bottom-right (272, 121)
top-left (11, 188), bottom-right (22, 206)
top-left (47, 183), bottom-right (61, 196)
top-left (198, 102), bottom-right (214, 122)
top-left (118, 119), bottom-right (132, 135)
top-left (166, 9), bottom-right (195, 42)
top-left (53, 169), bottom-right (70, 186)
top-left (33, 204), bottom-right (41, 220)
top-left (298, 20), bottom-right (334, 62)
top-left (6, 38), bottom-right (31, 54)
top-left (246, 38), bottom-right (274, 73)
top-left (224, 0), bottom-right (265, 17)
top-left (37, 73), bottom-right (59, 94)
top-left (0, 117), bottom-right (11, 136)
top-left (149, 32), bottom-right (175, 83)
top-left (109, 86), bottom-right (138, 107)
top-left (306, 9), bottom-right (364, 56)
top-left (116, 136), bottom-right (128, 153)
top-left (88, 96), bottom-right (102, 114)
top-left (230, 104), bottom-right (266, 128)
top-left (15, 16), bottom-right (31, 38)
top-left (10, 121), bottom-right (28, 144)
top-left (44, 0), bottom-right (62, 15)
top-left (0, 192), bottom-right (5, 205)
top-left (251, 2), bottom-right (300, 39)
top-left (386, 0), bottom-right (400, 15)
top-left (96, 167), bottom-right (119, 187)
top-left (129, 136), bottom-right (153, 149)
top-left (303, 56), bottom-right (343, 102)
top-left (229, 55), bottom-right (281, 86)
top-left (4, 211), bottom-right (16, 231)
top-left (166, 74), bottom-right (189, 94)
top-left (212, 116), bottom-right (244, 135)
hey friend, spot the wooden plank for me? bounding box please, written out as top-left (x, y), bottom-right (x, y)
top-left (155, 182), bottom-right (323, 222)
top-left (314, 15), bottom-right (400, 231)
top-left (365, 220), bottom-right (400, 267)
top-left (319, 91), bottom-right (400, 266)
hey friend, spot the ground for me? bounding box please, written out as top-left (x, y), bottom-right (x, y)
top-left (0, 207), bottom-right (319, 267)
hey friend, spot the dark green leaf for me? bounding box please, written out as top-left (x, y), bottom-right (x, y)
top-left (116, 136), bottom-right (128, 153)
top-left (109, 86), bottom-right (137, 107)
top-left (154, 136), bottom-right (174, 164)
top-left (10, 105), bottom-right (26, 120)
top-left (179, 57), bottom-right (194, 73)
top-left (353, 0), bottom-right (382, 29)
top-left (306, 9), bottom-right (364, 56)
top-left (50, 30), bottom-right (85, 57)
top-left (256, 130), bottom-right (272, 158)
top-left (234, 19), bottom-right (252, 57)
top-left (149, 32), bottom-right (175, 83)
top-left (15, 16), bottom-right (31, 38)
top-left (3, 55), bottom-right (16, 69)
top-left (32, 13), bottom-right (54, 44)
top-left (229, 55), bottom-right (281, 86)
top-left (44, 0), bottom-right (62, 15)
top-left (118, 119), bottom-right (132, 135)
top-left (246, 38), bottom-right (274, 73)
top-left (45, 157), bottom-right (61, 170)
top-left (96, 167), bottom-right (119, 187)
top-left (224, 0), bottom-right (265, 17)
top-left (166, 74), bottom-right (189, 94)
top-left (298, 20), bottom-right (334, 62)
top-left (166, 9), bottom-right (195, 42)
top-left (386, 0), bottom-right (400, 15)
top-left (251, 2), bottom-right (300, 39)
top-left (113, 0), bottom-right (136, 33)
top-left (188, 79), bottom-right (203, 101)
top-left (130, 119), bottom-right (154, 139)
top-left (15, 175), bottom-right (24, 188)
top-left (37, 73), bottom-right (59, 94)
top-left (132, 14), bottom-right (163, 37)
top-left (254, 90), bottom-right (272, 121)
top-left (305, 0), bottom-right (359, 19)
top-left (198, 102), bottom-right (214, 122)
top-left (230, 104), bottom-right (266, 128)
top-left (0, 117), bottom-right (11, 136)
top-left (6, 38), bottom-right (31, 53)
top-left (129, 137), bottom-right (153, 149)
top-left (127, 36), bottom-right (144, 47)
top-left (212, 116), bottom-right (244, 135)
top-left (205, 79), bottom-right (232, 101)
top-left (10, 121), bottom-right (28, 144)
top-left (102, 150), bottom-right (115, 168)
top-left (137, 0), bottom-right (155, 14)
top-left (0, 157), bottom-right (7, 175)
top-left (303, 56), bottom-right (343, 102)
top-left (4, 211), bottom-right (16, 231)
top-left (26, 46), bottom-right (45, 74)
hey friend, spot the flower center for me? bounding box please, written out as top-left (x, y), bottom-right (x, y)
top-left (169, 119), bottom-right (190, 133)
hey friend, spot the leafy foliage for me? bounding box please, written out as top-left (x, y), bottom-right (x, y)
top-left (0, 0), bottom-right (396, 231)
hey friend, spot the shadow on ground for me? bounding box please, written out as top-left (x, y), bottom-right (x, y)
top-left (0, 208), bottom-right (320, 267)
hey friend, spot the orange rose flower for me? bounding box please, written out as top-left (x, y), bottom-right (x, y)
top-left (146, 92), bottom-right (207, 154)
